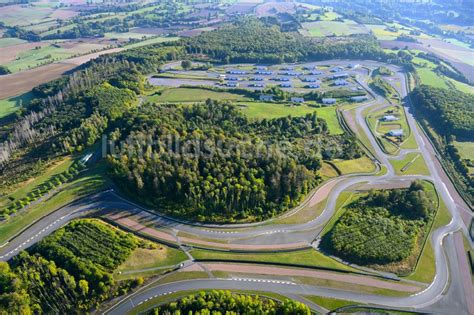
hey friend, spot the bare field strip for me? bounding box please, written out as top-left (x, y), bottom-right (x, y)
top-left (0, 42), bottom-right (48, 64)
top-left (0, 63), bottom-right (74, 100)
top-left (0, 48), bottom-right (123, 99)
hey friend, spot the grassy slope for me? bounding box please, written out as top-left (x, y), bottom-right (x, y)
top-left (190, 248), bottom-right (357, 272)
top-left (118, 246), bottom-right (187, 273)
top-left (389, 153), bottom-right (430, 176)
top-left (0, 157), bottom-right (75, 208)
top-left (0, 161), bottom-right (108, 245)
top-left (0, 92), bottom-right (33, 118)
top-left (239, 102), bottom-right (343, 135)
top-left (331, 156), bottom-right (376, 174)
top-left (147, 87), bottom-right (249, 103)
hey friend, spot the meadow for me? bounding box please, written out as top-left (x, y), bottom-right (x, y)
top-left (237, 102), bottom-right (343, 135)
top-left (3, 41), bottom-right (110, 73)
top-left (0, 92), bottom-right (33, 118)
top-left (147, 87), bottom-right (250, 103)
top-left (301, 20), bottom-right (368, 37)
top-left (389, 153), bottom-right (430, 176)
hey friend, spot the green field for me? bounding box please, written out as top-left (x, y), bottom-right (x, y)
top-left (0, 5), bottom-right (57, 26)
top-left (4, 44), bottom-right (73, 72)
top-left (303, 295), bottom-right (358, 311)
top-left (0, 92), bottom-right (33, 118)
top-left (123, 36), bottom-right (180, 49)
top-left (331, 156), bottom-right (376, 174)
top-left (147, 87), bottom-right (250, 103)
top-left (118, 246), bottom-right (187, 274)
top-left (416, 67), bottom-right (450, 89)
top-left (190, 248), bottom-right (357, 272)
top-left (389, 153), bottom-right (430, 176)
top-left (365, 24), bottom-right (410, 40)
top-left (301, 20), bottom-right (368, 37)
top-left (0, 37), bottom-right (26, 48)
top-left (454, 141), bottom-right (474, 160)
top-left (3, 42), bottom-right (110, 73)
top-left (238, 102), bottom-right (343, 135)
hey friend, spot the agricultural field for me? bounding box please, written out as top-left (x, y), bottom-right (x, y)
top-left (190, 248), bottom-right (356, 272)
top-left (2, 41), bottom-right (111, 73)
top-left (301, 20), bottom-right (369, 37)
top-left (0, 3), bottom-right (77, 27)
top-left (0, 37), bottom-right (27, 48)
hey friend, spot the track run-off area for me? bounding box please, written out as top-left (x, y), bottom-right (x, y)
top-left (1, 60), bottom-right (473, 315)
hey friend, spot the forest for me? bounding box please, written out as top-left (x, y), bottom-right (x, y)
top-left (148, 290), bottom-right (311, 315)
top-left (323, 181), bottom-right (435, 266)
top-left (107, 100), bottom-right (361, 223)
top-left (0, 219), bottom-right (142, 313)
top-left (411, 85), bottom-right (474, 140)
top-left (183, 18), bottom-right (406, 65)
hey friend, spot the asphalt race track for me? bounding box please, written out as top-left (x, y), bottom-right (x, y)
top-left (1, 60), bottom-right (473, 315)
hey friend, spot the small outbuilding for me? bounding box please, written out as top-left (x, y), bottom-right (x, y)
top-left (382, 115), bottom-right (399, 122)
top-left (388, 129), bottom-right (404, 137)
top-left (333, 73), bottom-right (349, 79)
top-left (290, 97), bottom-right (305, 103)
top-left (351, 95), bottom-right (368, 102)
top-left (322, 98), bottom-right (337, 105)
top-left (259, 94), bottom-right (274, 102)
top-left (334, 79), bottom-right (348, 86)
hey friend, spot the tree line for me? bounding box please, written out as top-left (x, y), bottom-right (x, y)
top-left (149, 290), bottom-right (311, 315)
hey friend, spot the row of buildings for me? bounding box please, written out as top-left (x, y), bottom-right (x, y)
top-left (258, 95), bottom-right (369, 104)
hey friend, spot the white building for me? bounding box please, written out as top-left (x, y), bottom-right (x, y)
top-left (382, 115), bottom-right (399, 122)
top-left (388, 129), bottom-right (404, 137)
top-left (291, 97), bottom-right (305, 103)
top-left (259, 94), bottom-right (274, 101)
top-left (322, 98), bottom-right (337, 105)
top-left (351, 95), bottom-right (368, 102)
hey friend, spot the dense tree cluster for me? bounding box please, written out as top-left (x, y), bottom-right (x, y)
top-left (183, 18), bottom-right (401, 64)
top-left (107, 100), bottom-right (361, 222)
top-left (0, 66), bottom-right (10, 75)
top-left (149, 290), bottom-right (311, 315)
top-left (324, 181), bottom-right (435, 265)
top-left (0, 220), bottom-right (140, 313)
top-left (411, 85), bottom-right (474, 140)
